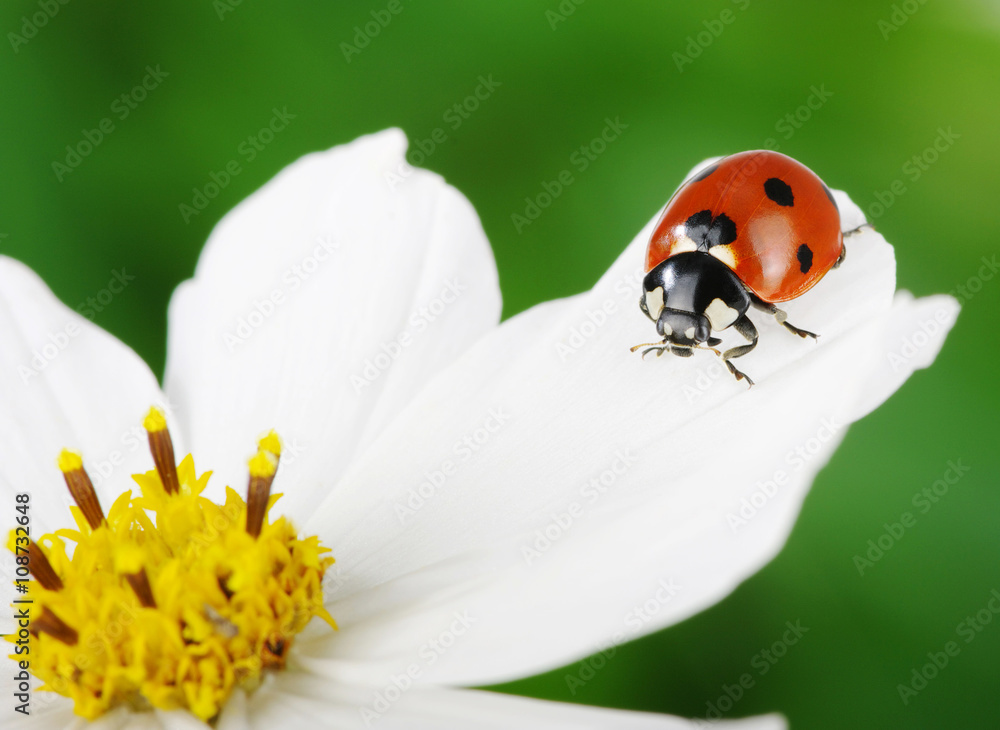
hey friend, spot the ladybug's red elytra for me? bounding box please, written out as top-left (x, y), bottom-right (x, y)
top-left (635, 150), bottom-right (856, 386)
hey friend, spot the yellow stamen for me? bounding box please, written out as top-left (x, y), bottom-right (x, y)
top-left (142, 406), bottom-right (168, 432)
top-left (56, 449), bottom-right (83, 473)
top-left (8, 410), bottom-right (336, 722)
top-left (248, 449), bottom-right (278, 479)
top-left (124, 567), bottom-right (157, 608)
top-left (28, 540), bottom-right (63, 591)
top-left (246, 450), bottom-right (278, 538)
top-left (32, 607), bottom-right (78, 645)
top-left (257, 429), bottom-right (282, 458)
top-left (143, 406), bottom-right (180, 495)
top-left (58, 449), bottom-right (104, 530)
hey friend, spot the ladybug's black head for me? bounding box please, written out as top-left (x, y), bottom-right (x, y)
top-left (639, 251), bottom-right (752, 355)
top-left (655, 308), bottom-right (711, 346)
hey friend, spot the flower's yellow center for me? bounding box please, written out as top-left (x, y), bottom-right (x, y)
top-left (6, 407), bottom-right (336, 722)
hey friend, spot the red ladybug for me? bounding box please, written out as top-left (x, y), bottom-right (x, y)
top-left (635, 150), bottom-right (848, 386)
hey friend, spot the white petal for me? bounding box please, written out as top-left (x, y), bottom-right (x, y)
top-left (103, 711), bottom-right (168, 730)
top-left (164, 129), bottom-right (500, 519)
top-left (89, 708), bottom-right (133, 730)
top-left (0, 678), bottom-right (76, 729)
top-left (214, 689), bottom-right (248, 730)
top-left (0, 258), bottom-right (170, 630)
top-left (153, 710), bottom-right (210, 730)
top-left (302, 190), bottom-right (956, 685)
top-left (243, 671), bottom-right (373, 728)
top-left (367, 686), bottom-right (785, 730)
top-left (315, 293), bottom-right (956, 689)
top-left (246, 667), bottom-right (785, 730)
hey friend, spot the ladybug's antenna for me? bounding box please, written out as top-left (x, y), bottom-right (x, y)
top-left (629, 341), bottom-right (668, 353)
top-left (629, 342), bottom-right (723, 356)
top-left (694, 343), bottom-right (723, 356)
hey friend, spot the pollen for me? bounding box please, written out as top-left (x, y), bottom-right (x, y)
top-left (7, 410), bottom-right (336, 722)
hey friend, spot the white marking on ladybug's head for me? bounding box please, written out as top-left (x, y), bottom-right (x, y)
top-left (705, 298), bottom-right (739, 331)
top-left (709, 244), bottom-right (737, 269)
top-left (644, 286), bottom-right (665, 320)
top-left (661, 321), bottom-right (672, 336)
top-left (684, 326), bottom-right (696, 339)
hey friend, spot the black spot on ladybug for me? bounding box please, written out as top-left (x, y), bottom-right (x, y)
top-left (685, 210), bottom-right (713, 241)
top-left (822, 183), bottom-right (839, 210)
top-left (764, 178), bottom-right (794, 207)
top-left (707, 213), bottom-right (737, 247)
top-left (797, 244), bottom-right (813, 273)
top-left (691, 163), bottom-right (719, 182)
top-left (684, 210), bottom-right (737, 250)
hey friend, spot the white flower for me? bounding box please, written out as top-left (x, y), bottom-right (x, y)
top-left (0, 130), bottom-right (955, 729)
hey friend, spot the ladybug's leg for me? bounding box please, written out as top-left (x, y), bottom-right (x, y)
top-left (834, 243), bottom-right (846, 269)
top-left (843, 223), bottom-right (873, 238)
top-left (773, 308), bottom-right (818, 339)
top-left (835, 223), bottom-right (873, 269)
top-left (720, 315), bottom-right (758, 387)
top-left (750, 296), bottom-right (818, 340)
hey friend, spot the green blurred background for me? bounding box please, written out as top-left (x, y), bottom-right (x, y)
top-left (2, 1), bottom-right (997, 727)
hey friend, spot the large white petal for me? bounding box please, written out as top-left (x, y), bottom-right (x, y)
top-left (164, 129), bottom-right (500, 520)
top-left (371, 686), bottom-right (785, 730)
top-left (241, 668), bottom-right (785, 730)
top-left (301, 188), bottom-right (957, 685)
top-left (3, 669), bottom-right (783, 730)
top-left (0, 257), bottom-right (170, 630)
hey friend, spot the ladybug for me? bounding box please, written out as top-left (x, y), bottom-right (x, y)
top-left (635, 150), bottom-right (850, 386)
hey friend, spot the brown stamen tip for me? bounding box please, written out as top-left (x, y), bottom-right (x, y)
top-left (245, 450), bottom-right (278, 539)
top-left (58, 450), bottom-right (105, 530)
top-left (124, 568), bottom-right (157, 608)
top-left (28, 541), bottom-right (63, 591)
top-left (262, 634), bottom-right (288, 670)
top-left (144, 407), bottom-right (180, 495)
top-left (33, 607), bottom-right (78, 645)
